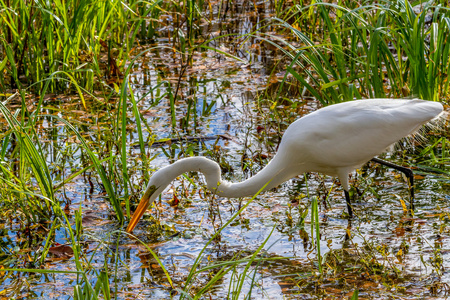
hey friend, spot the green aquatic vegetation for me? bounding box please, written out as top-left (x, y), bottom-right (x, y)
top-left (0, 0), bottom-right (163, 93)
top-left (262, 0), bottom-right (450, 104)
top-left (311, 197), bottom-right (322, 274)
top-left (0, 96), bottom-right (56, 220)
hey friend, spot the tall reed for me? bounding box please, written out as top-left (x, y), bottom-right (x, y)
top-left (265, 0), bottom-right (450, 104)
top-left (0, 0), bottom-right (163, 93)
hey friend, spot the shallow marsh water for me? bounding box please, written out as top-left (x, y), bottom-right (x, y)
top-left (2, 2), bottom-right (450, 300)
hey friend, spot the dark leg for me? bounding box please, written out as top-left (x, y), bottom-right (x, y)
top-left (370, 157), bottom-right (415, 212)
top-left (344, 219), bottom-right (352, 241)
top-left (344, 190), bottom-right (353, 218)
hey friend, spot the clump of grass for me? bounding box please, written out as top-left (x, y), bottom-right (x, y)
top-left (261, 0), bottom-right (450, 104)
top-left (0, 94), bottom-right (56, 221)
top-left (0, 0), bottom-right (163, 93)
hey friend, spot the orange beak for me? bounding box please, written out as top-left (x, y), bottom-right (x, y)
top-left (126, 185), bottom-right (157, 233)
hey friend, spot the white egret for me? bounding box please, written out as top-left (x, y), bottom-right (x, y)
top-left (126, 99), bottom-right (443, 232)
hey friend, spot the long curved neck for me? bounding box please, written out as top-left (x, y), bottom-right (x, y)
top-left (154, 156), bottom-right (294, 199)
top-left (128, 155), bottom-right (298, 233)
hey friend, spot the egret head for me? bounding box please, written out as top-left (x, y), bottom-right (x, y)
top-left (125, 184), bottom-right (159, 233)
top-left (125, 170), bottom-right (169, 233)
